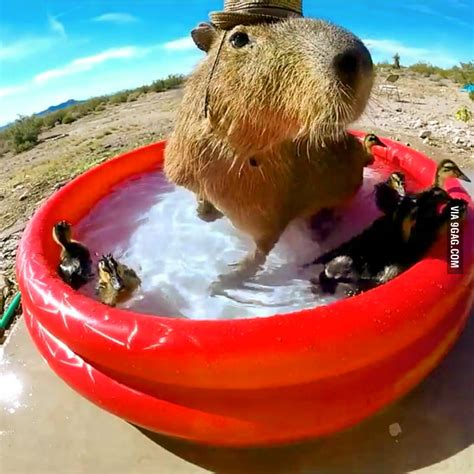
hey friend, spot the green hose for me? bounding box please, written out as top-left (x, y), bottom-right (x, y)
top-left (0, 292), bottom-right (21, 330)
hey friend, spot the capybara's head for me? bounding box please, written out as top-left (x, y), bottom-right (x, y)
top-left (190, 18), bottom-right (374, 153)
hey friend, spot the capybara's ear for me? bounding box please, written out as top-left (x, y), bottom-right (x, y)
top-left (191, 22), bottom-right (218, 53)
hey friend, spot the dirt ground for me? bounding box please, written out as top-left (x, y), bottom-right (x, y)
top-left (0, 71), bottom-right (473, 328)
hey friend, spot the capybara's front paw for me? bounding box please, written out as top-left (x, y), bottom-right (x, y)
top-left (210, 255), bottom-right (262, 295)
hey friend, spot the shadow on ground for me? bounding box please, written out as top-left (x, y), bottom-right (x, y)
top-left (137, 314), bottom-right (474, 474)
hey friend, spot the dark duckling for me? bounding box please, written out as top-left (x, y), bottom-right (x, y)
top-left (97, 254), bottom-right (141, 307)
top-left (375, 171), bottom-right (406, 215)
top-left (309, 189), bottom-right (455, 297)
top-left (53, 220), bottom-right (92, 290)
top-left (401, 195), bottom-right (469, 265)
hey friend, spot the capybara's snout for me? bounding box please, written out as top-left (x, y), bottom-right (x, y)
top-left (332, 45), bottom-right (373, 89)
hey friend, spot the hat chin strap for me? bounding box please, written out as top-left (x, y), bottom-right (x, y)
top-left (204, 31), bottom-right (228, 119)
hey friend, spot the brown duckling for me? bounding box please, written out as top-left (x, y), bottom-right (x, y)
top-left (53, 221), bottom-right (92, 290)
top-left (97, 254), bottom-right (141, 307)
top-left (374, 171), bottom-right (406, 215)
top-left (363, 133), bottom-right (387, 166)
top-left (433, 159), bottom-right (471, 189)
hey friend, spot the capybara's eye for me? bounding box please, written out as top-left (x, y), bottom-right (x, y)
top-left (229, 32), bottom-right (250, 48)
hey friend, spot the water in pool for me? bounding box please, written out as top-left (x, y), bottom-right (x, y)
top-left (76, 164), bottom-right (409, 319)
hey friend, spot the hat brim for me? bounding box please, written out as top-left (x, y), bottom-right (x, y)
top-left (210, 11), bottom-right (302, 30)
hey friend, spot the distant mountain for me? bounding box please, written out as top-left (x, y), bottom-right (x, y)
top-left (36, 99), bottom-right (83, 117)
top-left (0, 99), bottom-right (82, 131)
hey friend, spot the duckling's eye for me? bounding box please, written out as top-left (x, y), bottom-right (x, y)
top-left (229, 32), bottom-right (250, 48)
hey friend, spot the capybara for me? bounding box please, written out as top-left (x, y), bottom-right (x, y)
top-left (165, 17), bottom-right (374, 285)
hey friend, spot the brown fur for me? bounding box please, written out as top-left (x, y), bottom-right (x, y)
top-left (165, 18), bottom-right (374, 281)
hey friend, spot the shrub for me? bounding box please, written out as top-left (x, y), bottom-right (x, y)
top-left (136, 85), bottom-right (151, 95)
top-left (150, 79), bottom-right (167, 93)
top-left (407, 61), bottom-right (474, 84)
top-left (164, 74), bottom-right (186, 88)
top-left (393, 53), bottom-right (401, 69)
top-left (127, 91), bottom-right (141, 102)
top-left (469, 91), bottom-right (474, 102)
top-left (150, 74), bottom-right (186, 93)
top-left (0, 132), bottom-right (9, 157)
top-left (5, 115), bottom-right (43, 153)
top-left (43, 109), bottom-right (67, 128)
top-left (109, 91), bottom-right (130, 104)
top-left (455, 106), bottom-right (472, 122)
top-left (62, 113), bottom-right (78, 124)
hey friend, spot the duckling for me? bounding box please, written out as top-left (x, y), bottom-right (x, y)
top-left (401, 194), bottom-right (469, 265)
top-left (53, 220), bottom-right (92, 289)
top-left (308, 188), bottom-right (452, 296)
top-left (96, 254), bottom-right (141, 307)
top-left (363, 133), bottom-right (387, 166)
top-left (399, 159), bottom-right (470, 243)
top-left (433, 159), bottom-right (471, 189)
top-left (374, 172), bottom-right (406, 215)
top-left (309, 210), bottom-right (405, 277)
top-left (311, 159), bottom-right (470, 297)
top-left (409, 159), bottom-right (471, 210)
top-left (311, 255), bottom-right (373, 297)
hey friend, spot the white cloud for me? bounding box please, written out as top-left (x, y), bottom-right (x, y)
top-left (0, 53), bottom-right (201, 126)
top-left (92, 13), bottom-right (139, 24)
top-left (0, 85), bottom-right (25, 98)
top-left (0, 34), bottom-right (203, 125)
top-left (0, 37), bottom-right (54, 61)
top-left (34, 47), bottom-right (143, 84)
top-left (48, 15), bottom-right (67, 38)
top-left (363, 38), bottom-right (457, 68)
top-left (163, 37), bottom-right (195, 51)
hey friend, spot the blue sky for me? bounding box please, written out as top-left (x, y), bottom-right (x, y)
top-left (0, 0), bottom-right (473, 125)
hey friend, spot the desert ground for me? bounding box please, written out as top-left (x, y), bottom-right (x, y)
top-left (0, 70), bottom-right (473, 336)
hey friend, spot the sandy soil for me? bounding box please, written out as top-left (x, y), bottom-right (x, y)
top-left (0, 71), bottom-right (473, 326)
top-left (356, 70), bottom-right (473, 168)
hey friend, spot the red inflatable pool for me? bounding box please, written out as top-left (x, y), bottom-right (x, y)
top-left (17, 132), bottom-right (474, 446)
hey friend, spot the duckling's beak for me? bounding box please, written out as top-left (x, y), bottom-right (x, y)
top-left (455, 169), bottom-right (471, 183)
top-left (374, 137), bottom-right (387, 148)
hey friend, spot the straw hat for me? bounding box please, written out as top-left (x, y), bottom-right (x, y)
top-left (210, 0), bottom-right (303, 30)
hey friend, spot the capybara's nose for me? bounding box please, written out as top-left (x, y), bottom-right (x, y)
top-left (332, 50), bottom-right (361, 88)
